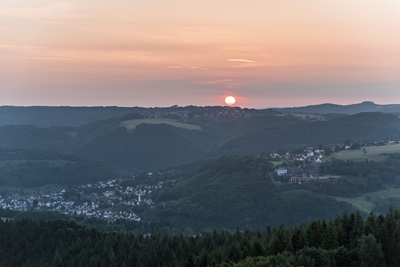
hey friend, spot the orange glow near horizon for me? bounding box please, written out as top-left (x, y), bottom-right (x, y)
top-left (1, 1), bottom-right (400, 107)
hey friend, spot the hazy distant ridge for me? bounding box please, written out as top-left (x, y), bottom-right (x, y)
top-left (2, 101), bottom-right (400, 127)
top-left (276, 101), bottom-right (400, 114)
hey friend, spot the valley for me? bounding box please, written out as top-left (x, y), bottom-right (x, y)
top-left (1, 105), bottom-right (400, 233)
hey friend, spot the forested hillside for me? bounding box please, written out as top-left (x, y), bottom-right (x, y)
top-left (147, 155), bottom-right (359, 231)
top-left (74, 123), bottom-right (214, 172)
top-left (0, 148), bottom-right (123, 187)
top-left (1, 209), bottom-right (399, 266)
top-left (0, 110), bottom-right (399, 172)
top-left (212, 112), bottom-right (400, 156)
top-left (0, 106), bottom-right (171, 127)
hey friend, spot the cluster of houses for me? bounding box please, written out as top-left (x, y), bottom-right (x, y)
top-left (292, 149), bottom-right (325, 163)
top-left (0, 176), bottom-right (181, 223)
top-left (268, 148), bottom-right (325, 164)
top-left (269, 137), bottom-right (400, 184)
top-left (272, 163), bottom-right (340, 184)
top-left (143, 107), bottom-right (272, 120)
top-left (269, 148), bottom-right (341, 184)
top-left (201, 108), bottom-right (264, 118)
top-left (386, 138), bottom-right (399, 144)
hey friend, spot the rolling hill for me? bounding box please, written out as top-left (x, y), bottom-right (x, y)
top-left (74, 123), bottom-right (214, 171)
top-left (211, 112), bottom-right (400, 156)
top-left (0, 109), bottom-right (400, 173)
top-left (147, 155), bottom-right (359, 231)
top-left (0, 148), bottom-right (123, 187)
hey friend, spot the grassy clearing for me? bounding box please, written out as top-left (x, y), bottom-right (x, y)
top-left (334, 187), bottom-right (400, 214)
top-left (334, 196), bottom-right (375, 214)
top-left (271, 161), bottom-right (284, 167)
top-left (329, 144), bottom-right (400, 162)
top-left (120, 118), bottom-right (202, 131)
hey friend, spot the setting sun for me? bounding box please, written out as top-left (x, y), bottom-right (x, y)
top-left (225, 96), bottom-right (236, 106)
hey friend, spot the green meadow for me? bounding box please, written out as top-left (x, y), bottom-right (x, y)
top-left (335, 187), bottom-right (400, 214)
top-left (120, 118), bottom-right (202, 131)
top-left (329, 143), bottom-right (400, 162)
top-left (271, 160), bottom-right (284, 167)
top-left (326, 144), bottom-right (400, 213)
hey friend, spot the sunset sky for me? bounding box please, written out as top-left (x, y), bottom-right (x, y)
top-left (1, 0), bottom-right (400, 108)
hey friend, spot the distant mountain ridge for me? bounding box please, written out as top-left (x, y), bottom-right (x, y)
top-left (276, 101), bottom-right (400, 114)
top-left (2, 101), bottom-right (400, 127)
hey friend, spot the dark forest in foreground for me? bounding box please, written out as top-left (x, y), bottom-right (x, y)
top-left (1, 208), bottom-right (399, 267)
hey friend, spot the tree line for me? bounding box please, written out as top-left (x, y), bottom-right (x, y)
top-left (1, 208), bottom-right (400, 266)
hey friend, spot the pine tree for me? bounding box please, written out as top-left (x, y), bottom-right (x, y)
top-left (268, 224), bottom-right (292, 255)
top-left (184, 254), bottom-right (195, 267)
top-left (306, 220), bottom-right (323, 248)
top-left (358, 234), bottom-right (386, 267)
top-left (322, 221), bottom-right (338, 250)
top-left (291, 224), bottom-right (308, 251)
top-left (51, 250), bottom-right (63, 267)
top-left (364, 212), bottom-right (377, 235)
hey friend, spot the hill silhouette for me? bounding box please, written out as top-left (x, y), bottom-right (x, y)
top-left (276, 101), bottom-right (400, 114)
top-left (2, 102), bottom-right (400, 127)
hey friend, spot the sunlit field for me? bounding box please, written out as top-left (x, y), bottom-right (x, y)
top-left (329, 144), bottom-right (400, 162)
top-left (120, 118), bottom-right (202, 131)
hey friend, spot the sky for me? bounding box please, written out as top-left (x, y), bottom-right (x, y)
top-left (1, 0), bottom-right (400, 108)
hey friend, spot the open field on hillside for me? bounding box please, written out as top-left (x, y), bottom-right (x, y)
top-left (120, 118), bottom-right (202, 131)
top-left (0, 160), bottom-right (72, 167)
top-left (335, 187), bottom-right (400, 214)
top-left (329, 144), bottom-right (400, 162)
top-left (271, 161), bottom-right (284, 167)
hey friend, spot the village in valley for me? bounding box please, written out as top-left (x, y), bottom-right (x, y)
top-left (0, 171), bottom-right (183, 223)
top-left (268, 147), bottom-right (341, 185)
top-left (1, 137), bottom-right (399, 223)
top-left (269, 137), bottom-right (400, 185)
